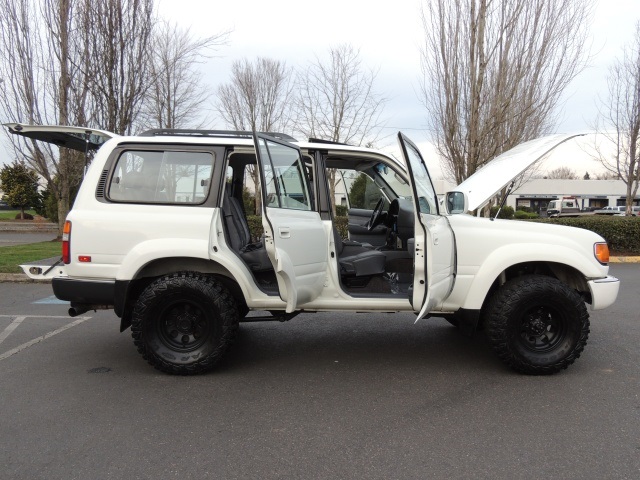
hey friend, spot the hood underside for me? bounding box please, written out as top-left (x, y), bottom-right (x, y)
top-left (452, 133), bottom-right (585, 212)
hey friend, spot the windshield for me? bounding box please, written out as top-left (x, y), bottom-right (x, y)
top-left (373, 162), bottom-right (412, 199)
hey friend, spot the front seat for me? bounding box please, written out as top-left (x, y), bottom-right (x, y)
top-left (333, 228), bottom-right (386, 277)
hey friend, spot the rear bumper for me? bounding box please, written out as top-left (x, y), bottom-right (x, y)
top-left (53, 277), bottom-right (115, 305)
top-left (588, 275), bottom-right (620, 310)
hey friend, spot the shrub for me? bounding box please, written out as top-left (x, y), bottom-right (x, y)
top-left (247, 215), bottom-right (350, 241)
top-left (335, 205), bottom-right (348, 217)
top-left (514, 210), bottom-right (539, 219)
top-left (489, 205), bottom-right (514, 219)
top-left (334, 216), bottom-right (348, 238)
top-left (246, 216), bottom-right (263, 242)
top-left (528, 216), bottom-right (640, 255)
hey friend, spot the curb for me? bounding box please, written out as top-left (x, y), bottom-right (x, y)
top-left (609, 256), bottom-right (640, 263)
top-left (0, 222), bottom-right (58, 233)
top-left (0, 273), bottom-right (50, 283)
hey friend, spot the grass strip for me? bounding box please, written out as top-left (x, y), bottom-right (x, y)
top-left (0, 210), bottom-right (38, 221)
top-left (0, 241), bottom-right (62, 273)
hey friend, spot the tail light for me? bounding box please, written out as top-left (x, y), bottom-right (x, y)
top-left (62, 221), bottom-right (71, 264)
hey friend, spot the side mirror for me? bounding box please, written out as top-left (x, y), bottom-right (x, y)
top-left (445, 191), bottom-right (468, 214)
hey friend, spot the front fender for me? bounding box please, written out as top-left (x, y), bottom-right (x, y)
top-left (458, 243), bottom-right (603, 310)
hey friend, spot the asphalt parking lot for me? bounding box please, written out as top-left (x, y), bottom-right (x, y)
top-left (1, 265), bottom-right (639, 480)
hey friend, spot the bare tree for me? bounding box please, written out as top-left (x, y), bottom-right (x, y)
top-left (142, 22), bottom-right (229, 129)
top-left (295, 44), bottom-right (387, 213)
top-left (594, 171), bottom-right (620, 180)
top-left (0, 0), bottom-right (90, 231)
top-left (83, 0), bottom-right (155, 134)
top-left (546, 166), bottom-right (578, 179)
top-left (0, 0), bottom-right (158, 231)
top-left (592, 22), bottom-right (640, 214)
top-left (420, 0), bottom-right (593, 185)
top-left (216, 57), bottom-right (295, 214)
top-left (295, 44), bottom-right (385, 145)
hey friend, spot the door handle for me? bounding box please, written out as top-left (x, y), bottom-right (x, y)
top-left (278, 227), bottom-right (291, 238)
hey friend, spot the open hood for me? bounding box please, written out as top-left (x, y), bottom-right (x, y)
top-left (4, 123), bottom-right (117, 152)
top-left (452, 133), bottom-right (584, 212)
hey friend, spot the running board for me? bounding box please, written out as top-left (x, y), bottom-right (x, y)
top-left (240, 311), bottom-right (302, 323)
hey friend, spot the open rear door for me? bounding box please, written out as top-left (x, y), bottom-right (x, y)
top-left (398, 133), bottom-right (456, 320)
top-left (253, 133), bottom-right (328, 312)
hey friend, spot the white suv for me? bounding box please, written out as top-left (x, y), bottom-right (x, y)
top-left (7, 124), bottom-right (620, 375)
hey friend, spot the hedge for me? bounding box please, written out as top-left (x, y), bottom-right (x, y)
top-left (247, 215), bottom-right (349, 241)
top-left (528, 216), bottom-right (640, 255)
top-left (247, 214), bottom-right (640, 255)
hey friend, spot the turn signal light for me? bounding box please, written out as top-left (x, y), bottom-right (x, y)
top-left (62, 221), bottom-right (71, 264)
top-left (594, 242), bottom-right (609, 265)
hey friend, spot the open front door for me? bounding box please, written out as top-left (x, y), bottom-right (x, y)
top-left (398, 133), bottom-right (456, 320)
top-left (254, 133), bottom-right (328, 312)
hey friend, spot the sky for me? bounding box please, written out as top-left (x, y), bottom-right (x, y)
top-left (2, 0), bottom-right (640, 180)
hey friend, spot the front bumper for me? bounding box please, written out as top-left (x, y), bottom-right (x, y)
top-left (588, 275), bottom-right (620, 310)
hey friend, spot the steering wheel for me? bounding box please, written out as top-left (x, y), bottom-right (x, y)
top-left (367, 197), bottom-right (385, 231)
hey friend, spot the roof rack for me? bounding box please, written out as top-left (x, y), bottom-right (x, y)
top-left (140, 129), bottom-right (298, 142)
top-left (307, 137), bottom-right (352, 146)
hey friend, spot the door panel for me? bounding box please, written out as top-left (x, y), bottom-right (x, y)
top-left (254, 134), bottom-right (328, 312)
top-left (397, 133), bottom-right (456, 318)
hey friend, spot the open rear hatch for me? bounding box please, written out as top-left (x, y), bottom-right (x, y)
top-left (4, 123), bottom-right (116, 152)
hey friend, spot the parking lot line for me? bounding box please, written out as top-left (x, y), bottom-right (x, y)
top-left (0, 316), bottom-right (92, 362)
top-left (32, 296), bottom-right (69, 305)
top-left (0, 316), bottom-right (26, 345)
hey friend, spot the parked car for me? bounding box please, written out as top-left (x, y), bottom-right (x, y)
top-left (594, 205), bottom-right (638, 216)
top-left (7, 123), bottom-right (619, 376)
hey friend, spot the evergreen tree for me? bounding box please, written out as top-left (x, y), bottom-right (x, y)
top-left (0, 161), bottom-right (40, 219)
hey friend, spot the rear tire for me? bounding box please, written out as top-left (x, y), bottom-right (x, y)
top-left (484, 275), bottom-right (589, 375)
top-left (131, 272), bottom-right (239, 375)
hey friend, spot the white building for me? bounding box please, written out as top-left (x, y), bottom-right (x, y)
top-left (507, 179), bottom-right (637, 214)
top-left (432, 179), bottom-right (638, 215)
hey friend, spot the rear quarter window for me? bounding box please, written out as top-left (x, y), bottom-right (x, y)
top-left (108, 149), bottom-right (214, 204)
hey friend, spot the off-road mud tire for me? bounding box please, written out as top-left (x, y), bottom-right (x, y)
top-left (484, 275), bottom-right (589, 375)
top-left (131, 272), bottom-right (239, 375)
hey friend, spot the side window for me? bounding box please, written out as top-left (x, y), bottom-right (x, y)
top-left (337, 170), bottom-right (384, 210)
top-left (108, 150), bottom-right (214, 204)
top-left (257, 138), bottom-right (311, 211)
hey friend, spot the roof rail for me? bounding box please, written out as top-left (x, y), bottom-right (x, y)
top-left (140, 129), bottom-right (298, 142)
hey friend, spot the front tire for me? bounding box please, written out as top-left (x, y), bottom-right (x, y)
top-left (484, 275), bottom-right (589, 375)
top-left (131, 272), bottom-right (239, 375)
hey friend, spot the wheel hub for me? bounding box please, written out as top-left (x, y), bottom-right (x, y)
top-left (176, 313), bottom-right (196, 334)
top-left (527, 316), bottom-right (548, 335)
top-left (519, 306), bottom-right (566, 352)
top-left (158, 302), bottom-right (209, 351)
